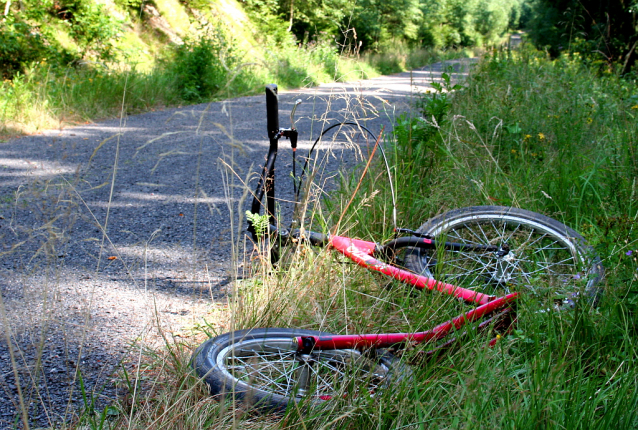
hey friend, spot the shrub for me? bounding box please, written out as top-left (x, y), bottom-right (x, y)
top-left (57, 0), bottom-right (122, 61)
top-left (169, 31), bottom-right (236, 101)
top-left (0, 21), bottom-right (50, 79)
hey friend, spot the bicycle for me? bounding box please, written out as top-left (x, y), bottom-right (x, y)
top-left (192, 84), bottom-right (604, 411)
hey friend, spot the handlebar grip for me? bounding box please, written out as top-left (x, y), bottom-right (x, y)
top-left (265, 84), bottom-right (279, 139)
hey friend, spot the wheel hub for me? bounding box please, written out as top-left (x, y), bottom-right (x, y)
top-left (492, 250), bottom-right (517, 284)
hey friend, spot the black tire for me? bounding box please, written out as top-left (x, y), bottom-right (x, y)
top-left (191, 328), bottom-right (401, 411)
top-left (405, 206), bottom-right (603, 307)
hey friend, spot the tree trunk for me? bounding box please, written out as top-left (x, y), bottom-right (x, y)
top-left (621, 39), bottom-right (637, 76)
top-left (287, 0), bottom-right (294, 32)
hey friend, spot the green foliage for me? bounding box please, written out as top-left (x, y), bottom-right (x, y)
top-left (0, 0), bottom-right (121, 78)
top-left (56, 0), bottom-right (122, 60)
top-left (242, 0), bottom-right (294, 45)
top-left (0, 21), bottom-right (48, 79)
top-left (395, 71), bottom-right (459, 159)
top-left (169, 31), bottom-right (236, 101)
top-left (246, 211), bottom-right (270, 237)
top-left (441, 48), bottom-right (633, 224)
top-left (287, 0), bottom-right (354, 43)
top-left (347, 0), bottom-right (422, 51)
top-left (526, 0), bottom-right (638, 74)
top-left (114, 0), bottom-right (145, 12)
top-left (419, 70), bottom-right (462, 121)
top-left (418, 0), bottom-right (522, 49)
top-left (246, 0), bottom-right (524, 52)
top-left (388, 69), bottom-right (461, 218)
top-left (1, 0), bottom-right (528, 88)
top-left (180, 0), bottom-right (214, 10)
top-left (0, 2), bottom-right (80, 79)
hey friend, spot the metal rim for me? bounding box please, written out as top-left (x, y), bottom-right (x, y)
top-left (214, 337), bottom-right (390, 400)
top-left (418, 213), bottom-right (595, 301)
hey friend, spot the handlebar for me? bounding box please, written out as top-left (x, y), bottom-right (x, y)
top-left (265, 84), bottom-right (279, 140)
top-left (248, 85), bottom-right (280, 240)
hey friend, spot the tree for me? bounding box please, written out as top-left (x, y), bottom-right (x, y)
top-left (285, 0), bottom-right (355, 43)
top-left (348, 0), bottom-right (422, 50)
top-left (527, 0), bottom-right (638, 74)
top-left (419, 0), bottom-right (523, 48)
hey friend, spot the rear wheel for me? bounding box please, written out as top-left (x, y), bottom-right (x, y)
top-left (404, 206), bottom-right (603, 308)
top-left (192, 328), bottom-right (401, 411)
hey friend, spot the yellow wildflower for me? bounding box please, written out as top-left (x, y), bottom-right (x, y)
top-left (538, 133), bottom-right (545, 140)
top-left (511, 149), bottom-right (517, 154)
top-left (586, 117), bottom-right (593, 124)
top-left (632, 105), bottom-right (638, 110)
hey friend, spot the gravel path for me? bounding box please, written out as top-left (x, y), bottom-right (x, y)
top-left (0, 58), bottom-right (475, 428)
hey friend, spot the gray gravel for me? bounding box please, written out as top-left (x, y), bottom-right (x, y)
top-left (0, 59), bottom-right (475, 428)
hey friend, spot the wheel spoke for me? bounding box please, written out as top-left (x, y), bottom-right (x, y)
top-left (409, 209), bottom-right (601, 306)
top-left (216, 339), bottom-right (391, 400)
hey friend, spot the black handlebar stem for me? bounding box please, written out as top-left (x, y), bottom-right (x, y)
top-left (248, 86), bottom-right (309, 254)
top-left (249, 85), bottom-right (281, 241)
top-left (265, 84), bottom-right (279, 140)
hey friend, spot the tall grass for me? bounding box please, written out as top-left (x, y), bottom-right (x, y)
top-left (232, 48), bottom-right (635, 428)
top-left (310, 46), bottom-right (638, 427)
top-left (336, 46), bottom-right (638, 269)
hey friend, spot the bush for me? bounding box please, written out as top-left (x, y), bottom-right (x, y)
top-left (0, 21), bottom-right (50, 79)
top-left (57, 0), bottom-right (122, 60)
top-left (169, 31), bottom-right (236, 101)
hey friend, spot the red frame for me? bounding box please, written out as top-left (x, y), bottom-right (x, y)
top-left (295, 236), bottom-right (518, 352)
top-left (330, 236), bottom-right (495, 305)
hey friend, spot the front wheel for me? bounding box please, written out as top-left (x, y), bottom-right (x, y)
top-left (404, 206), bottom-right (603, 307)
top-left (191, 328), bottom-right (401, 411)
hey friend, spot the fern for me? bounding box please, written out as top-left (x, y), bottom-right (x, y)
top-left (246, 211), bottom-right (270, 237)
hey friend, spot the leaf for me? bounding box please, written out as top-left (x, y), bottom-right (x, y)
top-left (505, 123), bottom-right (522, 134)
top-left (106, 406), bottom-right (120, 416)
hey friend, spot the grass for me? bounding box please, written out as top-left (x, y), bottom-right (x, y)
top-left (303, 46), bottom-right (638, 427)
